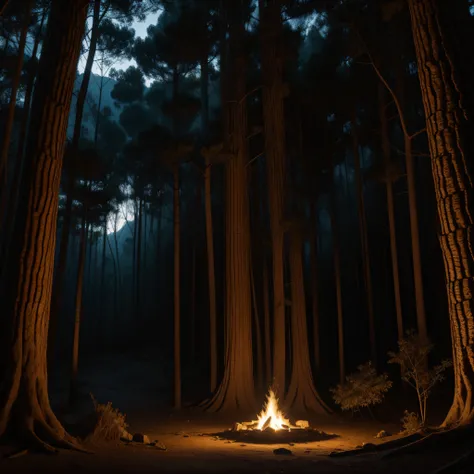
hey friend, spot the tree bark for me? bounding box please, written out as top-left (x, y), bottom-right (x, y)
top-left (205, 3), bottom-right (255, 413)
top-left (262, 253), bottom-right (272, 385)
top-left (0, 0), bottom-right (89, 450)
top-left (260, 0), bottom-right (287, 395)
top-left (408, 0), bottom-right (474, 426)
top-left (285, 229), bottom-right (331, 415)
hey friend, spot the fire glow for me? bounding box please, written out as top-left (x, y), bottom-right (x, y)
top-left (256, 389), bottom-right (291, 431)
top-left (233, 388), bottom-right (309, 432)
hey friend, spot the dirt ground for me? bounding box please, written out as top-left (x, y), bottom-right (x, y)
top-left (0, 348), bottom-right (470, 473)
top-left (0, 410), bottom-right (471, 474)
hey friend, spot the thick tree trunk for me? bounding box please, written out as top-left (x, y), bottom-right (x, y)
top-left (48, 0), bottom-right (101, 367)
top-left (285, 229), bottom-right (331, 415)
top-left (173, 164), bottom-right (181, 409)
top-left (352, 119), bottom-right (377, 365)
top-left (378, 84), bottom-right (404, 342)
top-left (205, 7), bottom-right (255, 413)
top-left (408, 0), bottom-right (474, 426)
top-left (260, 0), bottom-right (287, 395)
top-left (0, 0), bottom-right (89, 450)
top-left (69, 214), bottom-right (87, 407)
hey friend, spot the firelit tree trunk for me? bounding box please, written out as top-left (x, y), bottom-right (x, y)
top-left (352, 119), bottom-right (377, 366)
top-left (0, 0), bottom-right (89, 450)
top-left (378, 84), bottom-right (403, 341)
top-left (409, 0), bottom-right (474, 426)
top-left (48, 0), bottom-right (102, 367)
top-left (69, 214), bottom-right (87, 407)
top-left (262, 254), bottom-right (272, 384)
top-left (173, 164), bottom-right (181, 409)
top-left (285, 229), bottom-right (331, 415)
top-left (330, 190), bottom-right (345, 385)
top-left (205, 9), bottom-right (255, 413)
top-left (309, 202), bottom-right (320, 372)
top-left (260, 0), bottom-right (287, 395)
top-left (250, 244), bottom-right (264, 391)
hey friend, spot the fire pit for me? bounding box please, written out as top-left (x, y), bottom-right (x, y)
top-left (211, 389), bottom-right (338, 444)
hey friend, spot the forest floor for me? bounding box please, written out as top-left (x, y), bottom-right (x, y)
top-left (0, 347), bottom-right (471, 473)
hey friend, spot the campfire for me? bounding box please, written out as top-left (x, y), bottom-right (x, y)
top-left (233, 389), bottom-right (308, 432)
top-left (211, 388), bottom-right (338, 444)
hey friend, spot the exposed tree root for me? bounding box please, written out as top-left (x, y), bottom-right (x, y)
top-left (381, 426), bottom-right (474, 460)
top-left (4, 449), bottom-right (28, 459)
top-left (329, 432), bottom-right (424, 458)
top-left (432, 447), bottom-right (474, 474)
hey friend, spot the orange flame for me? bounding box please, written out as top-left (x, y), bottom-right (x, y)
top-left (256, 389), bottom-right (290, 431)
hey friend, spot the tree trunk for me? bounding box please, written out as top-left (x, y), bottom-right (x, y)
top-left (260, 0), bottom-right (287, 395)
top-left (408, 0), bottom-right (474, 426)
top-left (204, 156), bottom-right (218, 393)
top-left (352, 118), bottom-right (377, 365)
top-left (250, 243), bottom-right (264, 392)
top-left (0, 0), bottom-right (89, 450)
top-left (0, 0), bottom-right (33, 196)
top-left (0, 5), bottom-right (45, 277)
top-left (113, 213), bottom-right (122, 294)
top-left (136, 197), bottom-right (143, 319)
top-left (201, 45), bottom-right (217, 393)
top-left (330, 191), bottom-right (345, 385)
top-left (173, 164), bottom-right (181, 409)
top-left (48, 0), bottom-right (101, 367)
top-left (378, 83), bottom-right (404, 342)
top-left (131, 199), bottom-right (138, 314)
top-left (396, 74), bottom-right (428, 344)
top-left (106, 233), bottom-right (119, 323)
top-left (99, 223), bottom-right (107, 343)
top-left (285, 229), bottom-right (331, 415)
top-left (262, 254), bottom-right (272, 385)
top-left (200, 53), bottom-right (209, 138)
top-left (309, 202), bottom-right (320, 372)
top-left (69, 213), bottom-right (87, 407)
top-left (205, 5), bottom-right (255, 413)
